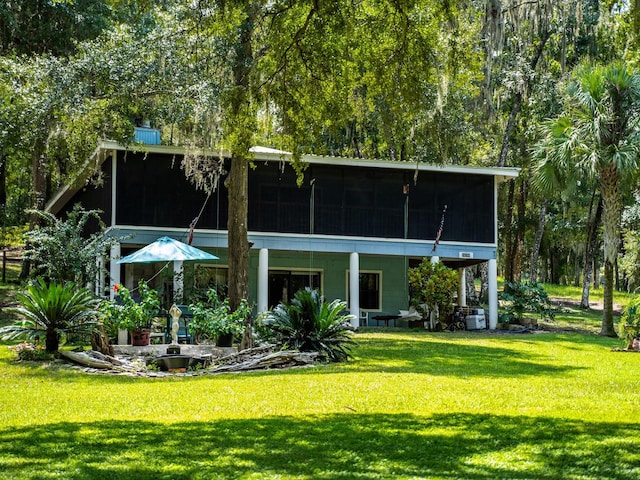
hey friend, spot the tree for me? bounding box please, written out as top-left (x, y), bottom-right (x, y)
top-left (534, 61), bottom-right (640, 336)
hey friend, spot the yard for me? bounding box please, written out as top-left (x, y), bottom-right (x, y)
top-left (1, 326), bottom-right (640, 479)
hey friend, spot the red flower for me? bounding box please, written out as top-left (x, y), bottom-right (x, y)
top-left (113, 284), bottom-right (122, 292)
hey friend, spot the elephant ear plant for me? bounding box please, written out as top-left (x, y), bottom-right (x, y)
top-left (0, 278), bottom-right (101, 353)
top-left (259, 288), bottom-right (356, 362)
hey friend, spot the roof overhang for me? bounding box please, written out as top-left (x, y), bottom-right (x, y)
top-left (46, 141), bottom-right (520, 215)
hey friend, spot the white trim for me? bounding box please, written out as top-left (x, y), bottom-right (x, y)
top-left (96, 140), bottom-right (519, 180)
top-left (107, 225), bottom-right (498, 249)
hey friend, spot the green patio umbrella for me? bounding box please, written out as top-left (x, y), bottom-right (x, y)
top-left (116, 236), bottom-right (218, 303)
top-left (116, 236), bottom-right (218, 264)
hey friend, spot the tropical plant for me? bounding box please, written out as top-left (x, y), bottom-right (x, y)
top-left (100, 280), bottom-right (160, 332)
top-left (618, 296), bottom-right (640, 349)
top-left (534, 61), bottom-right (640, 337)
top-left (21, 205), bottom-right (123, 286)
top-left (259, 288), bottom-right (355, 362)
top-left (499, 280), bottom-right (557, 323)
top-left (0, 278), bottom-right (101, 352)
top-left (188, 288), bottom-right (249, 342)
top-left (408, 259), bottom-right (459, 323)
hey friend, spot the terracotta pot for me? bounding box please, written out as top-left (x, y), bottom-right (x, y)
top-left (131, 328), bottom-right (151, 346)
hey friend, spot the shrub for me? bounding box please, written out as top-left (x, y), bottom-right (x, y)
top-left (188, 288), bottom-right (249, 342)
top-left (9, 342), bottom-right (51, 361)
top-left (0, 278), bottom-right (101, 352)
top-left (259, 288), bottom-right (355, 362)
top-left (618, 296), bottom-right (640, 348)
top-left (408, 259), bottom-right (459, 322)
top-left (499, 280), bottom-right (557, 323)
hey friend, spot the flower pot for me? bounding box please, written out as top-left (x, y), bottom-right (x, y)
top-left (131, 328), bottom-right (151, 346)
top-left (216, 333), bottom-right (233, 347)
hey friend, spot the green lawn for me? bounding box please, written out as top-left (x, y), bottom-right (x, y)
top-left (1, 329), bottom-right (640, 479)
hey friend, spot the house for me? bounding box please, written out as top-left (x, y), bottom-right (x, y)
top-left (46, 129), bottom-right (519, 329)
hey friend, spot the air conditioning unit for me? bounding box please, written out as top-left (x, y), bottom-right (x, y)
top-left (465, 314), bottom-right (486, 330)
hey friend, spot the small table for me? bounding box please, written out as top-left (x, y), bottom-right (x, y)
top-left (372, 315), bottom-right (400, 327)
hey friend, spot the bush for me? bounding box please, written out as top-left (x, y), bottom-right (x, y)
top-left (259, 288), bottom-right (355, 362)
top-left (499, 280), bottom-right (557, 323)
top-left (618, 296), bottom-right (640, 348)
top-left (188, 288), bottom-right (249, 342)
top-left (408, 259), bottom-right (459, 322)
top-left (9, 342), bottom-right (51, 361)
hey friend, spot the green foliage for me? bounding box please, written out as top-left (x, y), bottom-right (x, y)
top-left (0, 0), bottom-right (111, 56)
top-left (0, 278), bottom-right (100, 352)
top-left (8, 341), bottom-right (51, 362)
top-left (499, 280), bottom-right (557, 323)
top-left (22, 205), bottom-right (122, 287)
top-left (408, 259), bottom-right (459, 322)
top-left (188, 288), bottom-right (249, 341)
top-left (259, 288), bottom-right (355, 362)
top-left (100, 280), bottom-right (160, 332)
top-left (618, 296), bottom-right (640, 347)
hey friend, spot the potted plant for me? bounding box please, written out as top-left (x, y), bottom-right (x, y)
top-left (189, 288), bottom-right (249, 347)
top-left (619, 298), bottom-right (640, 350)
top-left (101, 280), bottom-right (161, 346)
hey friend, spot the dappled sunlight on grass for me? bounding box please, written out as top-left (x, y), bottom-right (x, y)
top-left (1, 414), bottom-right (639, 479)
top-left (2, 329), bottom-right (640, 478)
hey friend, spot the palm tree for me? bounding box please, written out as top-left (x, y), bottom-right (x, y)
top-left (534, 61), bottom-right (640, 337)
top-left (0, 278), bottom-right (101, 352)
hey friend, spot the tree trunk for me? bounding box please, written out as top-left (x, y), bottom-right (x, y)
top-left (599, 163), bottom-right (621, 337)
top-left (226, 4), bottom-right (257, 351)
top-left (512, 176), bottom-right (527, 282)
top-left (497, 32), bottom-right (550, 167)
top-left (465, 267), bottom-right (479, 305)
top-left (45, 328), bottom-right (60, 353)
top-left (20, 136), bottom-right (48, 280)
top-left (503, 180), bottom-right (515, 283)
top-left (601, 259), bottom-right (616, 337)
top-left (529, 201), bottom-right (546, 282)
top-left (227, 156), bottom-right (252, 350)
top-left (580, 195), bottom-right (603, 309)
top-left (479, 262), bottom-right (489, 304)
top-left (0, 153), bottom-right (6, 228)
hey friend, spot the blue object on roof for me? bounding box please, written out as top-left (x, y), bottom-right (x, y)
top-left (116, 236), bottom-right (218, 264)
top-left (134, 127), bottom-right (161, 145)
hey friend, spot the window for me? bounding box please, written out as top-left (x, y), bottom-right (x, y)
top-left (347, 271), bottom-right (382, 310)
top-left (268, 270), bottom-right (322, 308)
top-left (193, 264), bottom-right (229, 294)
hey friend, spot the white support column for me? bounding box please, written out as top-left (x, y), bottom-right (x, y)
top-left (430, 256), bottom-right (440, 264)
top-left (349, 252), bottom-right (360, 329)
top-left (488, 258), bottom-right (498, 329)
top-left (458, 267), bottom-right (466, 307)
top-left (110, 244), bottom-right (128, 345)
top-left (173, 260), bottom-right (184, 304)
top-left (258, 248), bottom-right (269, 313)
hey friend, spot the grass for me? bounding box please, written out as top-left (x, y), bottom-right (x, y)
top-left (2, 279), bottom-right (640, 478)
top-left (1, 329), bottom-right (640, 479)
